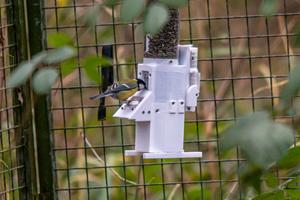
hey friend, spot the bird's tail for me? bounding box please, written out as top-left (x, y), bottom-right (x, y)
top-left (90, 92), bottom-right (112, 100)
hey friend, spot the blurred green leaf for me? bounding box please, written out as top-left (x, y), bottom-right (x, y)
top-left (45, 46), bottom-right (76, 64)
top-left (159, 0), bottom-right (187, 8)
top-left (32, 68), bottom-right (58, 94)
top-left (82, 56), bottom-right (111, 83)
top-left (220, 111), bottom-right (294, 168)
top-left (239, 164), bottom-right (263, 192)
top-left (280, 65), bottom-right (300, 110)
top-left (8, 47), bottom-right (75, 88)
top-left (60, 58), bottom-right (77, 76)
top-left (7, 52), bottom-right (48, 87)
top-left (144, 165), bottom-right (162, 184)
top-left (278, 146), bottom-right (300, 169)
top-left (82, 5), bottom-right (101, 29)
top-left (186, 187), bottom-right (212, 200)
top-left (285, 176), bottom-right (300, 189)
top-left (98, 27), bottom-right (113, 43)
top-left (103, 0), bottom-right (117, 7)
top-left (144, 3), bottom-right (169, 35)
top-left (293, 26), bottom-right (300, 47)
top-left (253, 190), bottom-right (284, 200)
top-left (259, 0), bottom-right (279, 16)
top-left (120, 0), bottom-right (145, 22)
top-left (286, 190), bottom-right (300, 198)
top-left (32, 51), bottom-right (49, 64)
top-left (253, 182), bottom-right (300, 200)
top-left (264, 172), bottom-right (278, 189)
top-left (98, 56), bottom-right (112, 67)
top-left (7, 62), bottom-right (35, 87)
top-left (48, 32), bottom-right (74, 48)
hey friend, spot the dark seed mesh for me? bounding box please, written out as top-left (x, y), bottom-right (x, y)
top-left (144, 9), bottom-right (179, 59)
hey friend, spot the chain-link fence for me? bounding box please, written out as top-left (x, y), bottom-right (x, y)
top-left (1, 0), bottom-right (300, 199)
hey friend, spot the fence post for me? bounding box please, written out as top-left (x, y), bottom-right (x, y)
top-left (9, 0), bottom-right (38, 199)
top-left (25, 0), bottom-right (56, 199)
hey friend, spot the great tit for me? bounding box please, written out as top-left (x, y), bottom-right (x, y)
top-left (90, 78), bottom-right (147, 101)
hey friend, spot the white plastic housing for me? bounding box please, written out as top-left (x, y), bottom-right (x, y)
top-left (114, 45), bottom-right (202, 159)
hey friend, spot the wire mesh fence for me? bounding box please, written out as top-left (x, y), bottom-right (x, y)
top-left (1, 0), bottom-right (300, 199)
top-left (0, 1), bottom-right (26, 199)
top-left (43, 0), bottom-right (300, 199)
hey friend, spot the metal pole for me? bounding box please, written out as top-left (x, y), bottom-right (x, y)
top-left (25, 0), bottom-right (56, 198)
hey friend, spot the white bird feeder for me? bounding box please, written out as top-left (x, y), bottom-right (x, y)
top-left (113, 45), bottom-right (202, 159)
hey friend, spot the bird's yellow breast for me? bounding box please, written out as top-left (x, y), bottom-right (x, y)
top-left (115, 88), bottom-right (138, 101)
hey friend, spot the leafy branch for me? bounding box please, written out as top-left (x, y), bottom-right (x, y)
top-left (85, 0), bottom-right (188, 35)
top-left (8, 46), bottom-right (75, 94)
top-left (8, 0), bottom-right (189, 94)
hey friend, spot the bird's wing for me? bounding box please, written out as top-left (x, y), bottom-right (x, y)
top-left (90, 81), bottom-right (137, 100)
top-left (110, 82), bottom-right (137, 93)
top-left (90, 92), bottom-right (113, 100)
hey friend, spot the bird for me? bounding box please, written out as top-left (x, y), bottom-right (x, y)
top-left (90, 78), bottom-right (147, 102)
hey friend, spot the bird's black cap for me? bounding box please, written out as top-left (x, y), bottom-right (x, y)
top-left (137, 78), bottom-right (147, 90)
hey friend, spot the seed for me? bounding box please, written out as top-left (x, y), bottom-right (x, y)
top-left (144, 9), bottom-right (179, 59)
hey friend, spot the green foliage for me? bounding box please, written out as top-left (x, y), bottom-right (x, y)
top-left (220, 111), bottom-right (300, 198)
top-left (8, 61), bottom-right (38, 88)
top-left (8, 52), bottom-right (47, 87)
top-left (8, 45), bottom-right (75, 93)
top-left (220, 111), bottom-right (294, 169)
top-left (285, 176), bottom-right (300, 189)
top-left (103, 0), bottom-right (117, 7)
top-left (280, 65), bottom-right (300, 110)
top-left (253, 190), bottom-right (285, 200)
top-left (239, 164), bottom-right (264, 192)
top-left (264, 172), bottom-right (278, 189)
top-left (120, 0), bottom-right (145, 22)
top-left (49, 33), bottom-right (78, 76)
top-left (32, 68), bottom-right (59, 94)
top-left (278, 146), bottom-right (300, 169)
top-left (144, 2), bottom-right (169, 34)
top-left (259, 0), bottom-right (279, 16)
top-left (159, 0), bottom-right (187, 8)
top-left (82, 56), bottom-right (111, 83)
top-left (293, 27), bottom-right (300, 47)
top-left (9, 1), bottom-right (189, 93)
top-left (82, 5), bottom-right (101, 30)
top-left (60, 58), bottom-right (77, 76)
top-left (44, 46), bottom-right (76, 64)
top-left (98, 27), bottom-right (114, 43)
top-left (253, 176), bottom-right (300, 199)
top-left (9, 29), bottom-right (78, 93)
top-left (81, 0), bottom-right (189, 38)
top-left (48, 33), bottom-right (74, 48)
top-left (186, 187), bottom-right (212, 199)
top-left (216, 3), bottom-right (300, 195)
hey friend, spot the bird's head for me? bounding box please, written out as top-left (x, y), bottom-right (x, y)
top-left (137, 78), bottom-right (147, 90)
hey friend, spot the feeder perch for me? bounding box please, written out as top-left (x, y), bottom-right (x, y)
top-left (113, 45), bottom-right (202, 159)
